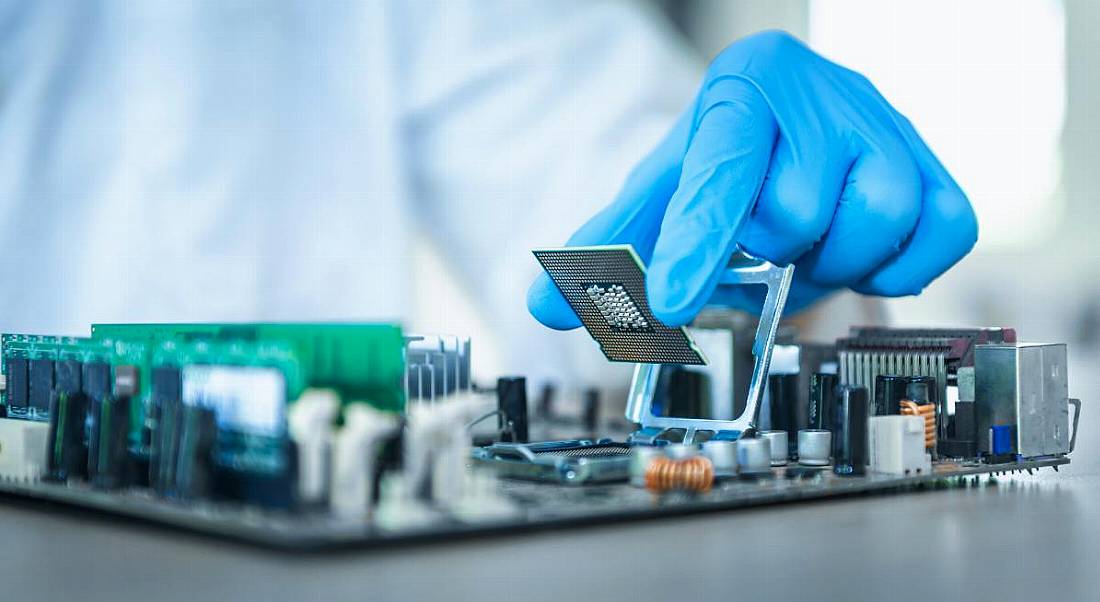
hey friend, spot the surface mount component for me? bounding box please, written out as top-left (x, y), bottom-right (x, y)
top-left (532, 245), bottom-right (706, 365)
top-left (626, 252), bottom-right (794, 443)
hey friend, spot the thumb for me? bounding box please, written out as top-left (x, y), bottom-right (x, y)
top-left (647, 77), bottom-right (777, 326)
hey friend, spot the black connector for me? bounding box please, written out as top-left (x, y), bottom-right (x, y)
top-left (497, 376), bottom-right (529, 443)
top-left (45, 390), bottom-right (88, 481)
top-left (87, 395), bottom-right (132, 489)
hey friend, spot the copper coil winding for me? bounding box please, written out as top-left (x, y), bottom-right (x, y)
top-left (644, 455), bottom-right (714, 493)
top-left (899, 400), bottom-right (936, 449)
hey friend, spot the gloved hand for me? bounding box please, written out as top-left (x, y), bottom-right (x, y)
top-left (528, 30), bottom-right (977, 329)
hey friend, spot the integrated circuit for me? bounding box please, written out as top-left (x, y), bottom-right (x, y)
top-left (533, 245), bottom-right (706, 365)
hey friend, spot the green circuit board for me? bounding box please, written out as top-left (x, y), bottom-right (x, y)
top-left (0, 323), bottom-right (406, 508)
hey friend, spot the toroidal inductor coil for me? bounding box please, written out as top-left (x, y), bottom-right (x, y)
top-left (644, 455), bottom-right (714, 493)
top-left (899, 400), bottom-right (936, 450)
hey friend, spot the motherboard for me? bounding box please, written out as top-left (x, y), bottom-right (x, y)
top-left (0, 247), bottom-right (1082, 549)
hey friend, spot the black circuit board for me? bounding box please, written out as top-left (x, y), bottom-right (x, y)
top-left (0, 456), bottom-right (1067, 549)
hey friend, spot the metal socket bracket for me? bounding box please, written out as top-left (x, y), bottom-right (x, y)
top-left (625, 253), bottom-right (794, 444)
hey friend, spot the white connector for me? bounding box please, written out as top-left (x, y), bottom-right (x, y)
top-left (404, 392), bottom-right (494, 506)
top-left (0, 418), bottom-right (49, 482)
top-left (869, 415), bottom-right (932, 476)
top-left (287, 388), bottom-right (340, 505)
top-left (329, 403), bottom-right (400, 518)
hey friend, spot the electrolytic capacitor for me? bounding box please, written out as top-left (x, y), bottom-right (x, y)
top-left (736, 437), bottom-right (772, 477)
top-left (630, 446), bottom-right (662, 487)
top-left (664, 443), bottom-right (698, 460)
top-left (767, 373), bottom-right (800, 456)
top-left (761, 430), bottom-right (789, 466)
top-left (808, 373), bottom-right (838, 430)
top-left (496, 377), bottom-right (529, 443)
top-left (536, 383), bottom-right (557, 419)
top-left (833, 386), bottom-right (869, 476)
top-left (904, 375), bottom-right (936, 406)
top-left (798, 429), bottom-right (832, 466)
top-left (702, 440), bottom-right (738, 477)
top-left (875, 375), bottom-right (908, 416)
top-left (582, 388), bottom-right (600, 436)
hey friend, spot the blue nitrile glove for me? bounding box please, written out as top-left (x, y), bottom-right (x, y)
top-left (528, 30), bottom-right (977, 330)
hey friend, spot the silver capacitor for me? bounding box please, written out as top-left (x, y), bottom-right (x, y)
top-left (760, 430), bottom-right (789, 466)
top-left (702, 440), bottom-right (738, 477)
top-left (798, 429), bottom-right (832, 466)
top-left (736, 437), bottom-right (772, 477)
top-left (664, 443), bottom-right (699, 460)
top-left (629, 446), bottom-right (662, 487)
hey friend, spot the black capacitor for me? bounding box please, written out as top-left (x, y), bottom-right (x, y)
top-left (5, 358), bottom-right (29, 408)
top-left (28, 358), bottom-right (55, 413)
top-left (833, 386), bottom-right (868, 476)
top-left (87, 395), bottom-right (132, 489)
top-left (905, 375), bottom-right (937, 405)
top-left (536, 383), bottom-right (557, 419)
top-left (497, 377), bottom-right (529, 443)
top-left (45, 389), bottom-right (88, 481)
top-left (768, 373), bottom-right (800, 456)
top-left (666, 367), bottom-right (706, 419)
top-left (173, 405), bottom-right (217, 500)
top-left (875, 375), bottom-right (908, 415)
top-left (807, 373), bottom-right (838, 430)
top-left (583, 388), bottom-right (600, 435)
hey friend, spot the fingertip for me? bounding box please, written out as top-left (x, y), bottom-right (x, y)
top-left (852, 273), bottom-right (923, 298)
top-left (527, 275), bottom-right (582, 330)
top-left (649, 301), bottom-right (697, 329)
top-left (646, 258), bottom-right (707, 327)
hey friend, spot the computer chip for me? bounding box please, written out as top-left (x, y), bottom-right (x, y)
top-left (533, 245), bottom-right (706, 365)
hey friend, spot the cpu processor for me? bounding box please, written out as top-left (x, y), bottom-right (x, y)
top-left (533, 245), bottom-right (706, 365)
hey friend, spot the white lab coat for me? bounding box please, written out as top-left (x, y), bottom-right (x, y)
top-left (0, 1), bottom-right (701, 386)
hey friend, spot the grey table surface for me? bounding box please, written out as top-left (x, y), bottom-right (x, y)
top-left (2, 356), bottom-right (1098, 602)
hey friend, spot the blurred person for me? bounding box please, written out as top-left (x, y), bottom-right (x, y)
top-left (0, 1), bottom-right (975, 384)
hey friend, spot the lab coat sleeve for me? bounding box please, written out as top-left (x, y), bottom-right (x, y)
top-left (394, 0), bottom-right (703, 387)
